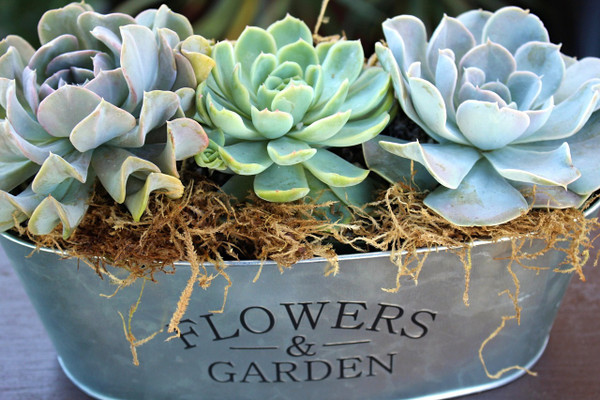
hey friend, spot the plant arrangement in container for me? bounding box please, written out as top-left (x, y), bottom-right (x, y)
top-left (1, 2), bottom-right (599, 400)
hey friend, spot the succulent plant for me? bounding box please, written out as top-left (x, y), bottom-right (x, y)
top-left (368, 6), bottom-right (600, 226)
top-left (0, 3), bottom-right (213, 238)
top-left (194, 14), bottom-right (393, 207)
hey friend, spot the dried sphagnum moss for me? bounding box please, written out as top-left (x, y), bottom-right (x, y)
top-left (27, 175), bottom-right (599, 296)
top-left (20, 171), bottom-right (599, 370)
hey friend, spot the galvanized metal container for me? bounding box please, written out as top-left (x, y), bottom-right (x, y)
top-left (1, 204), bottom-right (597, 400)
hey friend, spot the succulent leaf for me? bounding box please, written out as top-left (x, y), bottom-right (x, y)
top-left (125, 172), bottom-right (184, 221)
top-left (254, 164), bottom-right (310, 202)
top-left (363, 136), bottom-right (438, 191)
top-left (302, 149), bottom-right (369, 188)
top-left (424, 160), bottom-right (529, 226)
top-left (0, 186), bottom-right (43, 231)
top-left (219, 142), bottom-right (273, 175)
top-left (31, 151), bottom-right (91, 194)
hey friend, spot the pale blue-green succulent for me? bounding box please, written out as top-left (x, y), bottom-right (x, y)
top-left (368, 6), bottom-right (600, 226)
top-left (194, 15), bottom-right (393, 207)
top-left (0, 3), bottom-right (213, 238)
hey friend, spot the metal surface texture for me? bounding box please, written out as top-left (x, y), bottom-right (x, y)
top-left (0, 231), bottom-right (577, 400)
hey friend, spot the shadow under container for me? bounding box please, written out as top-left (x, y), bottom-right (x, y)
top-left (2, 204), bottom-right (596, 400)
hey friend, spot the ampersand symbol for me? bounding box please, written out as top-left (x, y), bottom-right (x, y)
top-left (286, 335), bottom-right (316, 357)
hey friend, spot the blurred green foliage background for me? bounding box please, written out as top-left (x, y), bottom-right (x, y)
top-left (0, 0), bottom-right (593, 57)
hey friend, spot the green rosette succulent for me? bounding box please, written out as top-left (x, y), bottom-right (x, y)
top-left (194, 15), bottom-right (393, 206)
top-left (368, 6), bottom-right (600, 226)
top-left (0, 3), bottom-right (214, 237)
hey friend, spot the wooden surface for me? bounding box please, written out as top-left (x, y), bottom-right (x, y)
top-left (1, 243), bottom-right (599, 400)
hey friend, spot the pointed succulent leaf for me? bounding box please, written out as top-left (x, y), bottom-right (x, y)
top-left (77, 10), bottom-right (136, 49)
top-left (318, 112), bottom-right (390, 147)
top-left (426, 15), bottom-right (475, 78)
top-left (434, 50), bottom-right (458, 123)
top-left (303, 149), bottom-right (369, 187)
top-left (0, 47), bottom-right (26, 82)
top-left (267, 136), bottom-right (317, 165)
top-left (28, 180), bottom-right (93, 239)
top-left (266, 14), bottom-right (313, 48)
top-left (555, 58), bottom-right (600, 103)
top-left (84, 68), bottom-right (129, 106)
top-left (330, 176), bottom-right (381, 209)
top-left (515, 79), bottom-right (600, 143)
top-left (363, 137), bottom-right (438, 191)
top-left (37, 85), bottom-right (101, 138)
top-left (37, 2), bottom-right (92, 46)
top-left (135, 4), bottom-right (193, 39)
top-left (125, 172), bottom-right (184, 221)
top-left (92, 147), bottom-right (161, 203)
top-left (379, 140), bottom-right (481, 189)
top-left (321, 41), bottom-right (363, 103)
top-left (210, 41), bottom-right (236, 95)
top-left (272, 83), bottom-right (314, 125)
top-left (90, 26), bottom-right (122, 59)
top-left (254, 164), bottom-right (310, 202)
top-left (110, 90), bottom-right (183, 148)
top-left (456, 9), bottom-right (492, 42)
top-left (315, 42), bottom-right (334, 65)
top-left (481, 6), bottom-right (549, 54)
top-left (28, 34), bottom-right (79, 83)
top-left (425, 160), bottom-right (529, 226)
top-left (153, 29), bottom-right (178, 91)
top-left (518, 98), bottom-right (554, 139)
top-left (375, 43), bottom-right (425, 131)
top-left (120, 25), bottom-right (159, 111)
top-left (408, 76), bottom-right (470, 145)
top-left (2, 121), bottom-right (71, 165)
top-left (180, 35), bottom-right (216, 83)
top-left (165, 118), bottom-right (209, 161)
top-left (484, 143), bottom-right (580, 187)
top-left (70, 99), bottom-right (137, 152)
top-left (514, 42), bottom-right (564, 107)
top-left (251, 106), bottom-right (293, 139)
top-left (0, 186), bottom-right (44, 231)
top-left (287, 110), bottom-right (351, 143)
top-left (563, 112), bottom-right (600, 195)
top-left (459, 41), bottom-right (516, 83)
top-left (305, 79), bottom-right (348, 124)
top-left (219, 142), bottom-right (273, 175)
top-left (512, 182), bottom-right (586, 209)
top-left (507, 70), bottom-right (542, 111)
top-left (382, 15), bottom-right (427, 73)
top-left (31, 151), bottom-right (91, 194)
top-left (0, 161), bottom-right (39, 192)
top-left (176, 87), bottom-right (196, 117)
top-left (0, 35), bottom-right (35, 65)
top-left (207, 93), bottom-right (262, 140)
top-left (6, 82), bottom-right (48, 141)
top-left (303, 171), bottom-right (355, 222)
top-left (234, 26), bottom-right (277, 81)
top-left (455, 100), bottom-right (530, 150)
top-left (340, 67), bottom-right (391, 119)
top-left (305, 64), bottom-right (324, 105)
top-left (277, 39), bottom-right (318, 73)
top-left (269, 61), bottom-right (303, 81)
top-left (251, 53), bottom-right (278, 93)
top-left (45, 49), bottom-right (97, 76)
top-left (229, 64), bottom-right (253, 116)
